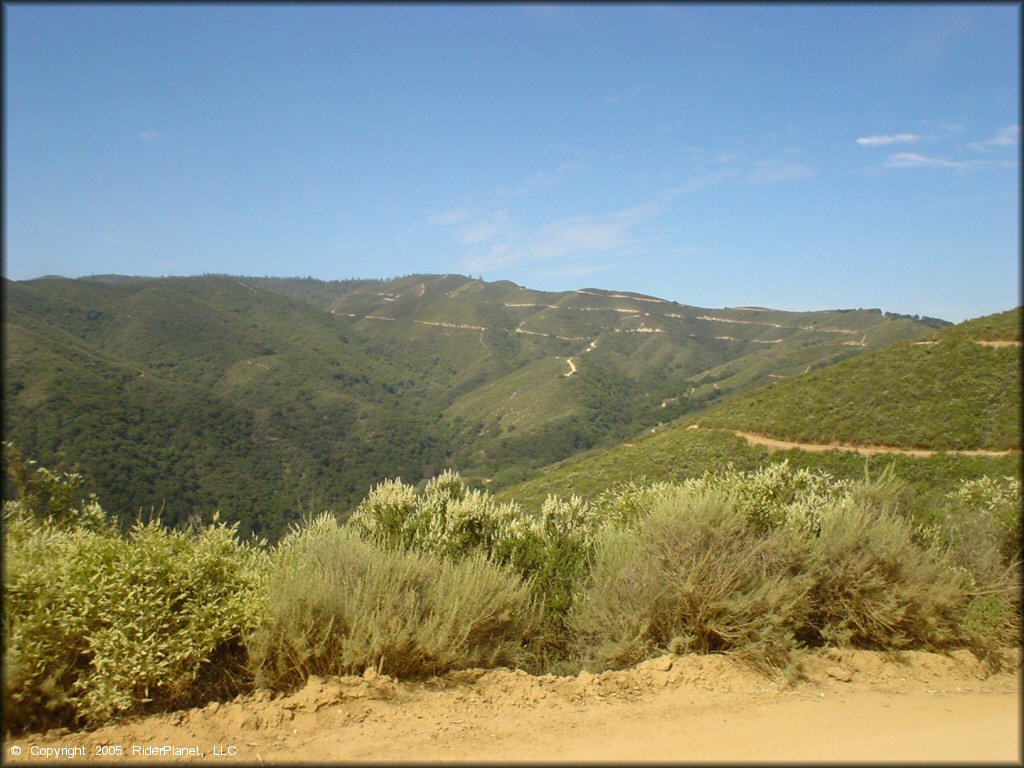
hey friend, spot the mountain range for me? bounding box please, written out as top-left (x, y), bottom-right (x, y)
top-left (3, 272), bottom-right (986, 540)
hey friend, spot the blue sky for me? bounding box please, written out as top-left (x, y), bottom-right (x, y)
top-left (4, 4), bottom-right (1019, 322)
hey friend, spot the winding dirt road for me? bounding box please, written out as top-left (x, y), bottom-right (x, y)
top-left (693, 427), bottom-right (1020, 458)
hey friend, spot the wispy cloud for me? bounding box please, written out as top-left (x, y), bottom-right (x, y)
top-left (428, 206), bottom-right (513, 245)
top-left (457, 210), bottom-right (512, 245)
top-left (429, 207), bottom-right (475, 226)
top-left (884, 152), bottom-right (987, 170)
top-left (664, 169), bottom-right (736, 199)
top-left (675, 146), bottom-right (813, 188)
top-left (436, 143), bottom-right (815, 280)
top-left (494, 158), bottom-right (590, 199)
top-left (745, 160), bottom-right (815, 185)
top-left (969, 125), bottom-right (1020, 152)
top-left (137, 130), bottom-right (161, 141)
top-left (451, 204), bottom-right (658, 277)
top-left (856, 133), bottom-right (921, 147)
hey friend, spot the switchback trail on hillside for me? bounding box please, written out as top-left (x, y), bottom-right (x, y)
top-left (7, 649), bottom-right (1019, 764)
top-left (691, 426), bottom-right (1021, 457)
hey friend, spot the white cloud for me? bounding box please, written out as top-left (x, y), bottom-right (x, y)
top-left (969, 125), bottom-right (1020, 152)
top-left (455, 210), bottom-right (511, 245)
top-left (664, 169), bottom-right (736, 199)
top-left (428, 207), bottom-right (476, 226)
top-left (745, 161), bottom-right (815, 185)
top-left (495, 158), bottom-right (590, 199)
top-left (856, 133), bottom-right (921, 147)
top-left (137, 131), bottom-right (161, 141)
top-left (453, 204), bottom-right (659, 276)
top-left (883, 152), bottom-right (986, 170)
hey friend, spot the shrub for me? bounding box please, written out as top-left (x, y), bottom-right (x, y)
top-left (924, 476), bottom-right (1022, 653)
top-left (591, 480), bottom-right (679, 531)
top-left (247, 514), bottom-right (538, 690)
top-left (348, 470), bottom-right (525, 559)
top-left (348, 472), bottom-right (601, 664)
top-left (931, 476), bottom-right (1021, 581)
top-left (677, 461), bottom-right (852, 535)
top-left (801, 496), bottom-right (968, 649)
top-left (572, 489), bottom-right (811, 673)
top-left (3, 502), bottom-right (266, 731)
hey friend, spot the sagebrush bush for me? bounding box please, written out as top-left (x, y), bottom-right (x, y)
top-left (927, 476), bottom-right (1022, 653)
top-left (349, 470), bottom-right (527, 559)
top-left (348, 471), bottom-right (602, 664)
top-left (572, 489), bottom-right (811, 673)
top-left (801, 497), bottom-right (968, 649)
top-left (927, 476), bottom-right (1021, 582)
top-left (3, 502), bottom-right (266, 731)
top-left (247, 514), bottom-right (539, 690)
top-left (678, 461), bottom-right (853, 535)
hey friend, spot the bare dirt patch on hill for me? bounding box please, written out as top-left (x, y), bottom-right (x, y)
top-left (7, 649), bottom-right (1019, 764)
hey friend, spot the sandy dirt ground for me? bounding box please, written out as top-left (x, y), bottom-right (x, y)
top-left (5, 648), bottom-right (1019, 764)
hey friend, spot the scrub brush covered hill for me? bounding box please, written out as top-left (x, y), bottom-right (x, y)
top-left (501, 308), bottom-right (1021, 509)
top-left (696, 307), bottom-right (1021, 451)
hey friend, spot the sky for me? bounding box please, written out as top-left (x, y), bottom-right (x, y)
top-left (4, 3), bottom-right (1020, 323)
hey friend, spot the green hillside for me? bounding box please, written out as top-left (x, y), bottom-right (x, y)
top-left (3, 273), bottom-right (946, 538)
top-left (254, 274), bottom-right (945, 479)
top-left (501, 308), bottom-right (1021, 510)
top-left (696, 308), bottom-right (1022, 451)
top-left (3, 276), bottom-right (451, 540)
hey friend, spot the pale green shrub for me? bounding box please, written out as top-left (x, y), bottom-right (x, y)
top-left (248, 514), bottom-right (538, 690)
top-left (921, 476), bottom-right (1022, 653)
top-left (3, 502), bottom-right (266, 731)
top-left (572, 489), bottom-right (811, 672)
top-left (802, 497), bottom-right (968, 649)
top-left (679, 461), bottom-right (852, 535)
top-left (592, 480), bottom-right (678, 531)
top-left (349, 470), bottom-right (525, 559)
top-left (929, 476), bottom-right (1021, 581)
top-left (349, 473), bottom-right (599, 636)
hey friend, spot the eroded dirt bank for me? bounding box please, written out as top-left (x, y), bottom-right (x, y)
top-left (5, 649), bottom-right (1020, 764)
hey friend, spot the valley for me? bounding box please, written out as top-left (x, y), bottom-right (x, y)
top-left (4, 277), bottom-right (1019, 753)
top-left (3, 272), bottom-right (950, 538)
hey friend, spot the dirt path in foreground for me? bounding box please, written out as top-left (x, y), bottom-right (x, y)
top-left (697, 427), bottom-right (1020, 458)
top-left (5, 649), bottom-right (1019, 764)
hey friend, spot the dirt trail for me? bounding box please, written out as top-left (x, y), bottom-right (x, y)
top-left (706, 428), bottom-right (1020, 458)
top-left (976, 339), bottom-right (1023, 347)
top-left (6, 649), bottom-right (1018, 764)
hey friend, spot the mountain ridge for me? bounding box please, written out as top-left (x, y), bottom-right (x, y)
top-left (2, 273), bottom-right (956, 539)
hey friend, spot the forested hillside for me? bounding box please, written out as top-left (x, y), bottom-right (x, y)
top-left (3, 273), bottom-right (945, 539)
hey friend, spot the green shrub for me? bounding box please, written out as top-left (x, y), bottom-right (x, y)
top-left (931, 476), bottom-right (1021, 580)
top-left (247, 514), bottom-right (538, 690)
top-left (2, 441), bottom-right (91, 525)
top-left (3, 502), bottom-right (266, 731)
top-left (348, 470), bottom-right (526, 559)
top-left (591, 480), bottom-right (679, 530)
top-left (923, 476), bottom-right (1022, 654)
top-left (348, 471), bottom-right (602, 665)
top-left (701, 461), bottom-right (856, 536)
top-left (572, 489), bottom-right (811, 673)
top-left (801, 497), bottom-right (967, 649)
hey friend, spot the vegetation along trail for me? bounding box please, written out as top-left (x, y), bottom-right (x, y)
top-left (7, 650), bottom-right (1018, 763)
